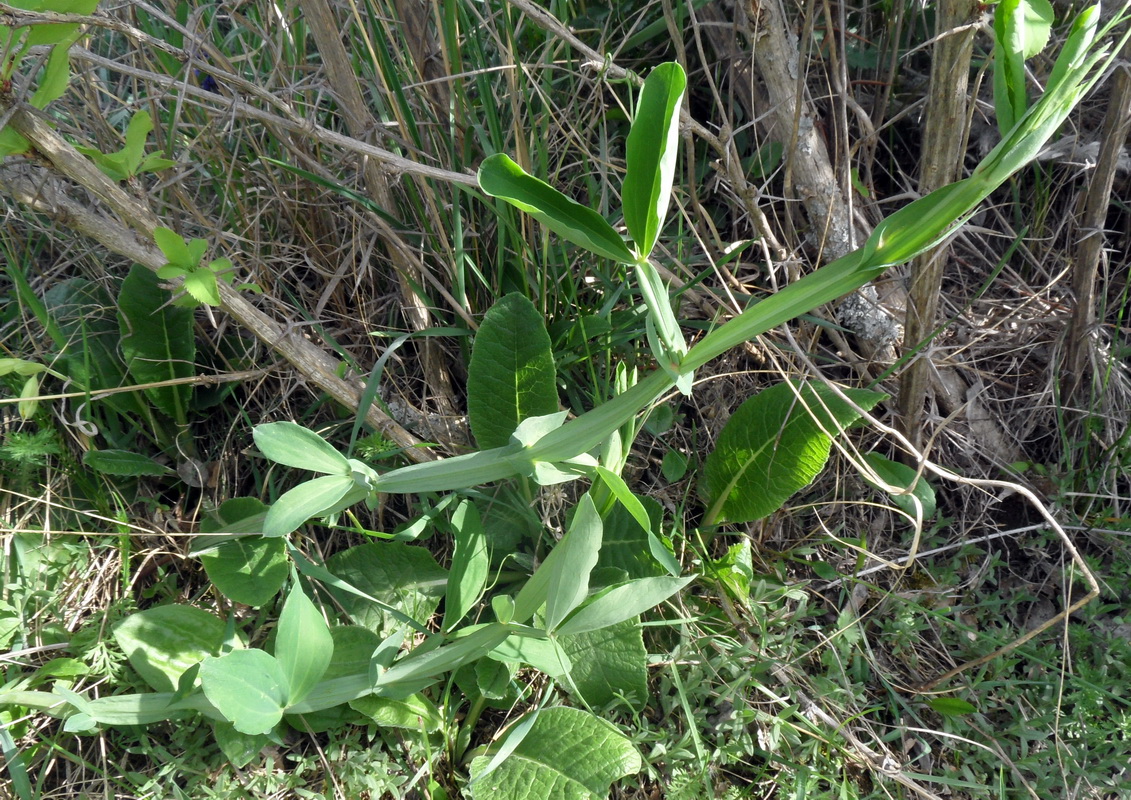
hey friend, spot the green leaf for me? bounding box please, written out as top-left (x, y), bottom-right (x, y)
top-left (199, 536), bottom-right (289, 606)
top-left (513, 495), bottom-right (603, 626)
top-left (467, 293), bottom-right (560, 449)
top-left (558, 617), bottom-right (647, 709)
top-left (468, 706), bottom-right (641, 800)
top-left (276, 583), bottom-right (333, 706)
top-left (253, 421), bottom-right (351, 475)
top-left (213, 721), bottom-right (268, 768)
top-left (121, 111), bottom-right (154, 174)
top-left (199, 650), bottom-right (287, 735)
top-left (702, 381), bottom-right (885, 524)
top-left (29, 43), bottom-right (72, 110)
top-left (350, 693), bottom-right (443, 732)
top-left (263, 474), bottom-right (356, 538)
top-left (556, 575), bottom-right (694, 636)
top-left (928, 697), bottom-right (978, 716)
top-left (994, 0), bottom-right (1053, 135)
top-left (861, 452), bottom-right (937, 520)
top-left (323, 626), bottom-right (381, 681)
top-left (80, 448), bottom-right (172, 477)
top-left (596, 499), bottom-right (667, 579)
top-left (377, 624), bottom-right (511, 696)
top-left (113, 605), bottom-right (226, 692)
top-left (326, 543), bottom-right (448, 637)
top-left (18, 373), bottom-right (39, 419)
top-left (623, 62), bottom-right (687, 258)
top-left (117, 263), bottom-right (195, 423)
top-left (181, 268), bottom-right (221, 307)
top-left (153, 227), bottom-right (193, 267)
top-left (478, 154), bottom-right (635, 264)
top-left (444, 500), bottom-right (490, 631)
top-left (545, 495), bottom-right (603, 631)
top-left (0, 358), bottom-right (45, 378)
top-left (44, 279), bottom-right (149, 420)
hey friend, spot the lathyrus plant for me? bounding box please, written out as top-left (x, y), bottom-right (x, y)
top-left (4, 7), bottom-right (1128, 795)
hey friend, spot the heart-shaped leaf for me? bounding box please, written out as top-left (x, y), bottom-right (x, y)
top-left (478, 154), bottom-right (635, 264)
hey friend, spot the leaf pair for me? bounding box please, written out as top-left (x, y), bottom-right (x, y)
top-left (479, 62), bottom-right (691, 389)
top-left (254, 422), bottom-right (380, 537)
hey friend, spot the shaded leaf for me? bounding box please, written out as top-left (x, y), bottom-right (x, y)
top-left (199, 536), bottom-right (288, 607)
top-left (326, 543), bottom-right (447, 636)
top-left (702, 381), bottom-right (885, 524)
top-left (82, 449), bottom-right (173, 477)
top-left (861, 451), bottom-right (937, 520)
top-left (467, 294), bottom-right (560, 449)
top-left (117, 264), bottom-right (195, 423)
top-left (113, 605), bottom-right (225, 692)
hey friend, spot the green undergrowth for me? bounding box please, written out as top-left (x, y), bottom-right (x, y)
top-left (2, 1), bottom-right (1131, 799)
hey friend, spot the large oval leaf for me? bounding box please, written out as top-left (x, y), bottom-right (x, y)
top-left (468, 706), bottom-right (641, 800)
top-left (702, 381), bottom-right (885, 524)
top-left (623, 62), bottom-right (687, 258)
top-left (478, 154), bottom-right (635, 264)
top-left (117, 263), bottom-right (196, 423)
top-left (263, 473), bottom-right (355, 537)
top-left (558, 617), bottom-right (647, 709)
top-left (467, 293), bottom-right (560, 450)
top-left (199, 650), bottom-right (287, 735)
top-left (113, 605), bottom-right (226, 692)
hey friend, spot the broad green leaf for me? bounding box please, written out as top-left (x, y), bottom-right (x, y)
top-left (325, 542), bottom-right (447, 636)
top-left (558, 617), bottom-right (647, 709)
top-left (862, 451), bottom-right (937, 520)
top-left (117, 263), bottom-right (195, 423)
top-left (444, 500), bottom-right (490, 631)
top-left (199, 536), bottom-right (288, 606)
top-left (199, 650), bottom-right (287, 735)
top-left (113, 605), bottom-right (226, 692)
top-left (555, 575), bottom-right (695, 636)
top-left (467, 294), bottom-right (560, 449)
top-left (23, 0), bottom-right (97, 47)
top-left (350, 693), bottom-right (443, 732)
top-left (253, 421), bottom-right (351, 475)
top-left (82, 449), bottom-right (173, 477)
top-left (596, 499), bottom-right (667, 579)
top-left (0, 127), bottom-right (31, 158)
top-left (263, 473), bottom-right (355, 537)
top-left (213, 721), bottom-right (268, 768)
top-left (153, 227), bottom-right (192, 266)
top-left (376, 623), bottom-right (511, 696)
top-left (323, 625), bottom-right (381, 681)
top-left (29, 43), bottom-right (72, 109)
top-left (623, 62), bottom-right (687, 258)
top-left (468, 706), bottom-right (641, 800)
top-left (276, 583), bottom-right (333, 706)
top-left (702, 381), bottom-right (885, 525)
top-left (706, 539), bottom-right (754, 604)
top-left (545, 495), bottom-right (603, 631)
top-left (478, 154), bottom-right (635, 264)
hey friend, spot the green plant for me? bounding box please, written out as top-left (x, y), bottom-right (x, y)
top-left (153, 227), bottom-right (259, 308)
top-left (74, 110), bottom-right (176, 182)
